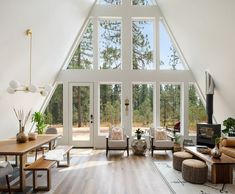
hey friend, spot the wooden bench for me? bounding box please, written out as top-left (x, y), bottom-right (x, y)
top-left (55, 145), bottom-right (73, 167)
top-left (24, 157), bottom-right (56, 191)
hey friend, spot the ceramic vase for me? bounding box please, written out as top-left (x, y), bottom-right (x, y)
top-left (16, 126), bottom-right (28, 143)
top-left (137, 133), bottom-right (142, 140)
top-left (211, 144), bottom-right (221, 158)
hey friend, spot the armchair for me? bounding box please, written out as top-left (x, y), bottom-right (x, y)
top-left (106, 127), bottom-right (129, 157)
top-left (149, 127), bottom-right (174, 157)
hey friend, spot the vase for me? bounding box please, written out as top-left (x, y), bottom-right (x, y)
top-left (137, 133), bottom-right (142, 140)
top-left (16, 132), bottom-right (28, 143)
top-left (28, 132), bottom-right (38, 141)
top-left (211, 144), bottom-right (221, 158)
top-left (16, 126), bottom-right (28, 143)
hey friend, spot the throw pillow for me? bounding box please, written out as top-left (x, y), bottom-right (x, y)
top-left (111, 127), bottom-right (123, 140)
top-left (154, 129), bottom-right (167, 140)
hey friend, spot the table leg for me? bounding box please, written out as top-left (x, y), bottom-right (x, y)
top-left (49, 141), bottom-right (52, 150)
top-left (211, 164), bottom-right (233, 184)
top-left (19, 154), bottom-right (27, 191)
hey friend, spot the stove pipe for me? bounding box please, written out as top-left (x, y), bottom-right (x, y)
top-left (205, 71), bottom-right (215, 124)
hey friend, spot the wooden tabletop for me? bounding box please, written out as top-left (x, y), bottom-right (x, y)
top-left (0, 134), bottom-right (60, 155)
top-left (184, 146), bottom-right (235, 164)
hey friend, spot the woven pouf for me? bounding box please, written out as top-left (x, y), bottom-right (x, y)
top-left (173, 151), bottom-right (193, 171)
top-left (182, 159), bottom-right (208, 184)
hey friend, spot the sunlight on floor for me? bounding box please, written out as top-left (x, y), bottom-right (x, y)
top-left (59, 160), bottom-right (114, 172)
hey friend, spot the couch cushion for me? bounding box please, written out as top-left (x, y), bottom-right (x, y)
top-left (108, 140), bottom-right (126, 148)
top-left (220, 146), bottom-right (235, 159)
top-left (153, 140), bottom-right (173, 148)
top-left (221, 137), bottom-right (235, 147)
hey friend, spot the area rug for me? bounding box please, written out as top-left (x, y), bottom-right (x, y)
top-left (153, 161), bottom-right (235, 194)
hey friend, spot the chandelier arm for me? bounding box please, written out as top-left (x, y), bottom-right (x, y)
top-left (29, 31), bottom-right (32, 86)
top-left (26, 29), bottom-right (32, 86)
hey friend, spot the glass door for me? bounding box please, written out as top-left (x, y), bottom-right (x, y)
top-left (69, 83), bottom-right (94, 147)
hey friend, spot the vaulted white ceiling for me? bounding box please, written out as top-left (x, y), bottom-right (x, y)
top-left (0, 0), bottom-right (95, 139)
top-left (1, 0), bottom-right (234, 139)
top-left (157, 0), bottom-right (235, 124)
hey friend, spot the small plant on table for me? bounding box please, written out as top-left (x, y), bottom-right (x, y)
top-left (135, 128), bottom-right (144, 140)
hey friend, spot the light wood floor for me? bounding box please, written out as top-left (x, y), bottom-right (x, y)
top-left (44, 149), bottom-right (173, 194)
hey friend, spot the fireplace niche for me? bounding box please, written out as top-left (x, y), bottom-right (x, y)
top-left (197, 123), bottom-right (221, 148)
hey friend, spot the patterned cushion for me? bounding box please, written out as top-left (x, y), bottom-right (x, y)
top-left (111, 127), bottom-right (123, 140)
top-left (155, 129), bottom-right (167, 140)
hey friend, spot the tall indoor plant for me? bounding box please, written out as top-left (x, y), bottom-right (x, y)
top-left (32, 112), bottom-right (46, 134)
top-left (222, 117), bottom-right (235, 136)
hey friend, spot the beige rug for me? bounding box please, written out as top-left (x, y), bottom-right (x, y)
top-left (154, 161), bottom-right (235, 194)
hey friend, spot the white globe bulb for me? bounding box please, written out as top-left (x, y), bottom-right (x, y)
top-left (9, 80), bottom-right (20, 89)
top-left (44, 84), bottom-right (52, 92)
top-left (7, 87), bottom-right (15, 94)
top-left (40, 90), bottom-right (48, 96)
top-left (29, 84), bottom-right (37, 93)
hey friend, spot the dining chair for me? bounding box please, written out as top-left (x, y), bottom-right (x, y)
top-left (0, 161), bottom-right (13, 194)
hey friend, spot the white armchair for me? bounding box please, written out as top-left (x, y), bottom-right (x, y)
top-left (106, 127), bottom-right (129, 157)
top-left (149, 127), bottom-right (174, 157)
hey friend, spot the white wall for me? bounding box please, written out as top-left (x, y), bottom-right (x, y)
top-left (0, 0), bottom-right (95, 139)
top-left (157, 0), bottom-right (235, 124)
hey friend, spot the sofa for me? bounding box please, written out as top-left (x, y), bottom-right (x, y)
top-left (220, 137), bottom-right (235, 158)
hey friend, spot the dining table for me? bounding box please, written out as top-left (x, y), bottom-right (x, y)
top-left (0, 134), bottom-right (60, 192)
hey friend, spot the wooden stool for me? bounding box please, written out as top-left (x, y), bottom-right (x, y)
top-left (173, 151), bottom-right (193, 171)
top-left (182, 159), bottom-right (208, 184)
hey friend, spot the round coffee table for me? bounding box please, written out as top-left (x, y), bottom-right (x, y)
top-left (131, 138), bottom-right (147, 155)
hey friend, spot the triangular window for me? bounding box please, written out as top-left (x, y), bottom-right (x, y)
top-left (67, 20), bottom-right (93, 69)
top-left (44, 84), bottom-right (63, 136)
top-left (159, 20), bottom-right (185, 70)
top-left (188, 83), bottom-right (207, 135)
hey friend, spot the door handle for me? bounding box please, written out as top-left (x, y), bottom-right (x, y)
top-left (90, 114), bottom-right (94, 123)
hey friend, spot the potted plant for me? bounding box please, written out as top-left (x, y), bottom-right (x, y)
top-left (135, 128), bottom-right (144, 140)
top-left (32, 112), bottom-right (47, 134)
top-left (173, 133), bottom-right (181, 152)
top-left (222, 117), bottom-right (235, 136)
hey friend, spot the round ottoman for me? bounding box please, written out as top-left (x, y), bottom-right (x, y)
top-left (182, 159), bottom-right (208, 184)
top-left (173, 151), bottom-right (193, 171)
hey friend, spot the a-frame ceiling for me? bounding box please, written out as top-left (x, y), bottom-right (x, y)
top-left (0, 0), bottom-right (234, 139)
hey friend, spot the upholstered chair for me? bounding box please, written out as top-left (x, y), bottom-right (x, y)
top-left (106, 127), bottom-right (129, 157)
top-left (149, 127), bottom-right (174, 157)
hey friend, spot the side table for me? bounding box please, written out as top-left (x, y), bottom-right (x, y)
top-left (131, 138), bottom-right (147, 155)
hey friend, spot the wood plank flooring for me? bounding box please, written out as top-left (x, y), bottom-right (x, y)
top-left (46, 149), bottom-right (173, 194)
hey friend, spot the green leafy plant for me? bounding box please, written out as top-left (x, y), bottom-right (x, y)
top-left (222, 117), bottom-right (235, 134)
top-left (135, 128), bottom-right (144, 134)
top-left (32, 112), bottom-right (46, 134)
top-left (174, 133), bottom-right (181, 144)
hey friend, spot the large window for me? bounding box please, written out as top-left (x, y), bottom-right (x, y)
top-left (188, 83), bottom-right (207, 135)
top-left (132, 0), bottom-right (156, 6)
top-left (67, 21), bottom-right (93, 69)
top-left (99, 0), bottom-right (121, 5)
top-left (132, 83), bottom-right (154, 133)
top-left (99, 19), bottom-right (121, 69)
top-left (159, 21), bottom-right (185, 70)
top-left (160, 83), bottom-right (181, 128)
top-left (44, 84), bottom-right (63, 136)
top-left (100, 83), bottom-right (121, 135)
top-left (132, 19), bottom-right (154, 70)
